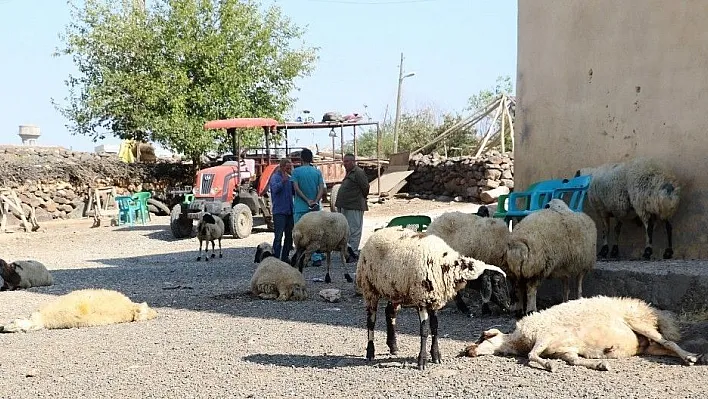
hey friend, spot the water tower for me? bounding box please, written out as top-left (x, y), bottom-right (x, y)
top-left (18, 125), bottom-right (41, 146)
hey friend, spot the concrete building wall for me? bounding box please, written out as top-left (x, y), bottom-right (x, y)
top-left (515, 0), bottom-right (708, 259)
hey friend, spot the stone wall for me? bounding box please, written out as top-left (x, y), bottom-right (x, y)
top-left (0, 146), bottom-right (193, 225)
top-left (405, 151), bottom-right (514, 203)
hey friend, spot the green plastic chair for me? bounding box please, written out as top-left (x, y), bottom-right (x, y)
top-left (115, 195), bottom-right (140, 226)
top-left (131, 191), bottom-right (151, 224)
top-left (380, 215), bottom-right (432, 232)
top-left (183, 193), bottom-right (195, 205)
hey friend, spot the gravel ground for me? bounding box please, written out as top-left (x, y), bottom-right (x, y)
top-left (1, 199), bottom-right (707, 399)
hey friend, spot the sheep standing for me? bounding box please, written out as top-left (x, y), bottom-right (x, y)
top-left (460, 295), bottom-right (700, 371)
top-left (426, 206), bottom-right (511, 317)
top-left (250, 242), bottom-right (308, 301)
top-left (576, 157), bottom-right (681, 260)
top-left (197, 213), bottom-right (225, 261)
top-left (506, 199), bottom-right (596, 317)
top-left (290, 210), bottom-right (349, 284)
top-left (1, 259), bottom-right (53, 291)
top-left (355, 226), bottom-right (507, 370)
top-left (0, 288), bottom-right (157, 333)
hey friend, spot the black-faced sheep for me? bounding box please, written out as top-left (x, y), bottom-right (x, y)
top-left (251, 242), bottom-right (308, 301)
top-left (1, 259), bottom-right (53, 291)
top-left (426, 206), bottom-right (511, 317)
top-left (0, 288), bottom-right (158, 333)
top-left (355, 226), bottom-right (507, 370)
top-left (575, 157), bottom-right (681, 260)
top-left (461, 295), bottom-right (700, 371)
top-left (290, 210), bottom-right (349, 284)
top-left (197, 213), bottom-right (225, 261)
top-left (506, 198), bottom-right (597, 317)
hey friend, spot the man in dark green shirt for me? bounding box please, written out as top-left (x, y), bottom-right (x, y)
top-left (335, 153), bottom-right (369, 263)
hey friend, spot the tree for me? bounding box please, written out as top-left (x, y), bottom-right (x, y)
top-left (52, 0), bottom-right (317, 162)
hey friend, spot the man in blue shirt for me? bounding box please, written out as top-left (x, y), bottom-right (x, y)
top-left (269, 158), bottom-right (294, 262)
top-left (291, 148), bottom-right (326, 266)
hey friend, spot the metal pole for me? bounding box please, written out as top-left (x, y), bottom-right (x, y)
top-left (393, 52), bottom-right (404, 154)
top-left (376, 123), bottom-right (381, 196)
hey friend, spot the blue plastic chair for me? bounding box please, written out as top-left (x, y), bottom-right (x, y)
top-left (505, 178), bottom-right (569, 219)
top-left (115, 195), bottom-right (141, 226)
top-left (551, 174), bottom-right (592, 212)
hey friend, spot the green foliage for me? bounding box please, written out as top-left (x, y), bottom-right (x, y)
top-left (52, 0), bottom-right (317, 161)
top-left (345, 106), bottom-right (478, 158)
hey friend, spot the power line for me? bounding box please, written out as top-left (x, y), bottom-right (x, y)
top-left (302, 0), bottom-right (442, 5)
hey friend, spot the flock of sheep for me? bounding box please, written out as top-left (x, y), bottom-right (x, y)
top-left (1, 155), bottom-right (705, 374)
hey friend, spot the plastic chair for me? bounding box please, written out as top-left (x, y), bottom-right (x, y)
top-left (183, 193), bottom-right (195, 205)
top-left (115, 195), bottom-right (140, 226)
top-left (382, 215), bottom-right (432, 232)
top-left (551, 174), bottom-right (592, 212)
top-left (131, 191), bottom-right (151, 223)
top-left (492, 181), bottom-right (541, 219)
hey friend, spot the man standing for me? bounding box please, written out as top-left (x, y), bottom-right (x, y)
top-left (335, 153), bottom-right (369, 263)
top-left (291, 148), bottom-right (326, 266)
top-left (269, 158), bottom-right (294, 262)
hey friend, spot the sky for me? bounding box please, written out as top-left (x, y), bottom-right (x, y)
top-left (0, 0), bottom-right (517, 153)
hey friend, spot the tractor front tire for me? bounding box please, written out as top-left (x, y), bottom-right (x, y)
top-left (231, 203), bottom-right (253, 239)
top-left (170, 204), bottom-right (193, 239)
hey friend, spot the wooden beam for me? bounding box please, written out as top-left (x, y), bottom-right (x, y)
top-left (474, 101), bottom-right (504, 157)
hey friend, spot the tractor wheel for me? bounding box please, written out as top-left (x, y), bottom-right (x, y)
top-left (329, 184), bottom-right (341, 212)
top-left (231, 203), bottom-right (253, 239)
top-left (170, 204), bottom-right (193, 239)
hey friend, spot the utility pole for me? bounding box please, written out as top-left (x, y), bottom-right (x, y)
top-left (392, 52), bottom-right (415, 154)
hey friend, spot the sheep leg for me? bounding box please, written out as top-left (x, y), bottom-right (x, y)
top-left (429, 307), bottom-right (441, 364)
top-left (561, 277), bottom-right (570, 302)
top-left (324, 252), bottom-right (332, 284)
top-left (610, 220), bottom-right (622, 258)
top-left (385, 302), bottom-right (400, 355)
top-left (630, 324), bottom-right (698, 365)
top-left (525, 279), bottom-right (541, 315)
top-left (416, 307), bottom-right (430, 370)
top-left (218, 237), bottom-right (223, 258)
top-left (340, 243), bottom-right (350, 282)
top-left (663, 221), bottom-right (674, 259)
top-left (210, 240), bottom-right (216, 259)
top-left (365, 300), bottom-right (379, 361)
top-left (598, 215), bottom-right (611, 259)
top-left (197, 239), bottom-right (203, 261)
top-left (527, 339), bottom-right (556, 372)
top-left (642, 215), bottom-right (655, 260)
top-left (512, 278), bottom-right (526, 319)
top-left (557, 350), bottom-right (610, 371)
top-left (576, 271), bottom-right (586, 299)
top-left (454, 292), bottom-right (473, 318)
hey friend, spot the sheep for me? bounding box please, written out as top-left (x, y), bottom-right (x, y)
top-left (460, 295), bottom-right (700, 371)
top-left (506, 198), bottom-right (597, 317)
top-left (0, 288), bottom-right (158, 333)
top-left (290, 210), bottom-right (350, 284)
top-left (197, 212), bottom-right (225, 261)
top-left (250, 242), bottom-right (308, 301)
top-left (355, 226), bottom-right (507, 370)
top-left (426, 205), bottom-right (512, 317)
top-left (575, 156), bottom-right (681, 260)
top-left (1, 259), bottom-right (53, 291)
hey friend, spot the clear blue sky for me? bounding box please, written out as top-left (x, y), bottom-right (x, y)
top-left (0, 0), bottom-right (517, 153)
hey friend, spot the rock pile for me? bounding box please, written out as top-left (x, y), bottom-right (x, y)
top-left (405, 151), bottom-right (514, 203)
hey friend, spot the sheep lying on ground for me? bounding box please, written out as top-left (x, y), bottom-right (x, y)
top-left (679, 321), bottom-right (708, 365)
top-left (251, 243), bottom-right (308, 301)
top-left (460, 295), bottom-right (700, 371)
top-left (1, 259), bottom-right (53, 291)
top-left (356, 226), bottom-right (507, 370)
top-left (290, 211), bottom-right (350, 284)
top-left (506, 199), bottom-right (596, 317)
top-left (197, 213), bottom-right (225, 261)
top-left (427, 205), bottom-right (511, 317)
top-left (576, 157), bottom-right (681, 260)
top-left (0, 288), bottom-right (158, 333)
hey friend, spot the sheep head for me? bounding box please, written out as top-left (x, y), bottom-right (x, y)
top-left (476, 206), bottom-right (490, 218)
top-left (457, 258), bottom-right (506, 283)
top-left (254, 243), bottom-right (274, 263)
top-left (133, 302), bottom-right (158, 322)
top-left (0, 259), bottom-right (20, 291)
top-left (460, 328), bottom-right (515, 357)
top-left (479, 269), bottom-right (511, 313)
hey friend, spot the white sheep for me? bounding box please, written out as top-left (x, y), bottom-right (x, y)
top-left (576, 156), bottom-right (681, 260)
top-left (0, 288), bottom-right (158, 333)
top-left (426, 206), bottom-right (512, 317)
top-left (506, 198), bottom-right (597, 317)
top-left (196, 212), bottom-right (225, 261)
top-left (290, 210), bottom-right (350, 284)
top-left (460, 295), bottom-right (700, 371)
top-left (355, 226), bottom-right (507, 370)
top-left (251, 242), bottom-right (308, 301)
top-left (1, 259), bottom-right (53, 291)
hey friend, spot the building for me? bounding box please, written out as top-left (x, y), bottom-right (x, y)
top-left (515, 0), bottom-right (708, 259)
top-left (18, 125), bottom-right (41, 146)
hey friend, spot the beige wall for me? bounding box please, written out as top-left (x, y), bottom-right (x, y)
top-left (516, 0), bottom-right (708, 259)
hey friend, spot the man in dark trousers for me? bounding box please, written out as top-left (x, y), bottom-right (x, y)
top-left (269, 158), bottom-right (295, 262)
top-left (335, 153), bottom-right (369, 263)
